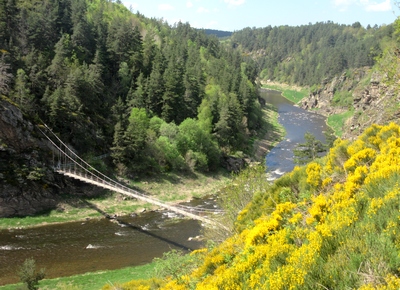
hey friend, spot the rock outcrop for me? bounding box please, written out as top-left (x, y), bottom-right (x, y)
top-left (0, 98), bottom-right (98, 217)
top-left (300, 67), bottom-right (400, 139)
top-left (221, 155), bottom-right (248, 173)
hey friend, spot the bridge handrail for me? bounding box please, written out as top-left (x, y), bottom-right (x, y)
top-left (38, 124), bottom-right (224, 216)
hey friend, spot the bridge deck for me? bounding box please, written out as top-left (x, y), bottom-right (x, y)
top-left (38, 123), bottom-right (226, 229)
top-left (57, 169), bottom-right (224, 228)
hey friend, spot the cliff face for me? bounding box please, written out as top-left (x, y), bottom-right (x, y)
top-left (301, 67), bottom-right (400, 139)
top-left (0, 98), bottom-right (60, 217)
top-left (0, 98), bottom-right (97, 217)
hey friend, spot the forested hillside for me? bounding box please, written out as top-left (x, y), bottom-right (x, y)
top-left (0, 0), bottom-right (262, 176)
top-left (101, 18), bottom-right (400, 290)
top-left (230, 22), bottom-right (394, 85)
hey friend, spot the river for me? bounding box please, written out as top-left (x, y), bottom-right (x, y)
top-left (0, 197), bottom-right (216, 285)
top-left (260, 89), bottom-right (329, 180)
top-left (0, 89), bottom-right (328, 286)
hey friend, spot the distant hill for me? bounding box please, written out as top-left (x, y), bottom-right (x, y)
top-left (202, 29), bottom-right (233, 38)
top-left (231, 23), bottom-right (394, 86)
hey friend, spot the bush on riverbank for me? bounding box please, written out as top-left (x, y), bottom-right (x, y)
top-left (116, 122), bottom-right (400, 289)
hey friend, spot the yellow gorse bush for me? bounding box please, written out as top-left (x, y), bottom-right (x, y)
top-left (117, 123), bottom-right (400, 290)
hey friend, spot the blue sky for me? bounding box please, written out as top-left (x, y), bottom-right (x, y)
top-left (122, 0), bottom-right (397, 31)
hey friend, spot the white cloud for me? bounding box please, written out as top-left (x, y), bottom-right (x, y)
top-left (187, 1), bottom-right (193, 8)
top-left (158, 4), bottom-right (174, 11)
top-left (333, 0), bottom-right (392, 12)
top-left (332, 0), bottom-right (355, 11)
top-left (224, 0), bottom-right (245, 6)
top-left (197, 6), bottom-right (210, 13)
top-left (333, 0), bottom-right (355, 5)
top-left (364, 0), bottom-right (391, 11)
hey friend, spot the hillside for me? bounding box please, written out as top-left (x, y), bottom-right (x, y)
top-left (1, 1), bottom-right (400, 288)
top-left (112, 122), bottom-right (400, 289)
top-left (0, 0), bottom-right (262, 169)
top-left (202, 29), bottom-right (232, 38)
top-left (230, 22), bottom-right (393, 86)
top-left (0, 0), bottom-right (264, 216)
top-left (103, 20), bottom-right (400, 290)
top-left (230, 20), bottom-right (399, 140)
top-left (300, 42), bottom-right (400, 139)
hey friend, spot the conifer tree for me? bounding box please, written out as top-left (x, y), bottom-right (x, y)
top-left (293, 132), bottom-right (326, 165)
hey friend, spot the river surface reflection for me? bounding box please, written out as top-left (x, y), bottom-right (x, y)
top-left (261, 89), bottom-right (329, 180)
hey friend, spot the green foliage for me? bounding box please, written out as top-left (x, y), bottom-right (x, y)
top-left (332, 90), bottom-right (353, 107)
top-left (153, 249), bottom-right (200, 282)
top-left (26, 167), bottom-right (45, 181)
top-left (176, 118), bottom-right (220, 171)
top-left (205, 164), bottom-right (271, 241)
top-left (17, 258), bottom-right (45, 290)
top-left (232, 22), bottom-right (393, 86)
top-left (327, 110), bottom-right (354, 137)
top-left (323, 126), bottom-right (337, 149)
top-left (155, 136), bottom-right (186, 171)
top-left (136, 123), bottom-right (400, 289)
top-left (1, 263), bottom-right (157, 290)
top-left (2, 0), bottom-right (264, 175)
top-left (0, 54), bottom-right (12, 95)
top-left (12, 69), bottom-right (35, 112)
top-left (293, 132), bottom-right (326, 165)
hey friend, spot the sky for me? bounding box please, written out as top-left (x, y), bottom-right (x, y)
top-left (121, 0), bottom-right (397, 31)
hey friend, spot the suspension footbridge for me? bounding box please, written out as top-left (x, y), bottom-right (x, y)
top-left (37, 124), bottom-right (226, 229)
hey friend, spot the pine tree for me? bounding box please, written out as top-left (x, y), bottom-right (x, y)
top-left (0, 55), bottom-right (12, 95)
top-left (13, 69), bottom-right (35, 112)
top-left (127, 72), bottom-right (147, 109)
top-left (161, 57), bottom-right (184, 123)
top-left (293, 132), bottom-right (326, 165)
top-left (146, 50), bottom-right (165, 116)
top-left (183, 44), bottom-right (204, 118)
top-left (70, 0), bottom-right (94, 62)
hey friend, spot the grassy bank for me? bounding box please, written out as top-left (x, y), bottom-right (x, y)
top-left (327, 110), bottom-right (354, 137)
top-left (252, 103), bottom-right (285, 161)
top-left (262, 82), bottom-right (309, 104)
top-left (0, 95), bottom-right (285, 231)
top-left (0, 263), bottom-right (156, 290)
top-left (0, 169), bottom-right (231, 230)
top-left (0, 94), bottom-right (286, 289)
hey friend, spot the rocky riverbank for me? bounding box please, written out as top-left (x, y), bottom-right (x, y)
top-left (300, 68), bottom-right (400, 139)
top-left (0, 88), bottom-right (284, 223)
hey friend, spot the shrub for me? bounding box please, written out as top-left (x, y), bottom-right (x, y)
top-left (17, 258), bottom-right (45, 290)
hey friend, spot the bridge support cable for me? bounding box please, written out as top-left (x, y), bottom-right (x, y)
top-left (37, 123), bottom-right (227, 229)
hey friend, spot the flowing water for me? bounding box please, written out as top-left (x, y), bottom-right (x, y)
top-left (0, 196), bottom-right (217, 285)
top-left (0, 89), bottom-right (328, 286)
top-left (260, 89), bottom-right (329, 180)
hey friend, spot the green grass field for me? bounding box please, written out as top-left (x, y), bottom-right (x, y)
top-left (0, 263), bottom-right (156, 290)
top-left (262, 83), bottom-right (308, 104)
top-left (327, 110), bottom-right (354, 137)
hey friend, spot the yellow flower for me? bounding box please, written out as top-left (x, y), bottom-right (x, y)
top-left (306, 162), bottom-right (322, 188)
